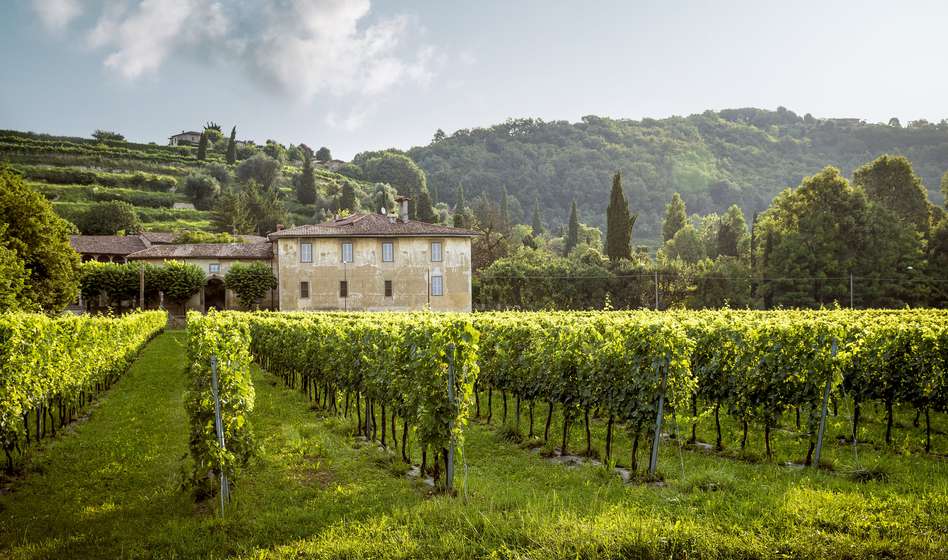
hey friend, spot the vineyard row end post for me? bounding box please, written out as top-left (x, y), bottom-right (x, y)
top-left (446, 343), bottom-right (456, 492)
top-left (813, 339), bottom-right (837, 468)
top-left (648, 358), bottom-right (669, 476)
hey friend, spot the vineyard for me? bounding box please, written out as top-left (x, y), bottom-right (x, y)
top-left (1, 309), bottom-right (946, 558)
top-left (185, 309), bottom-right (948, 494)
top-left (0, 311), bottom-right (165, 470)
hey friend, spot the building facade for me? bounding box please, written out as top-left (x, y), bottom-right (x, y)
top-left (268, 212), bottom-right (477, 312)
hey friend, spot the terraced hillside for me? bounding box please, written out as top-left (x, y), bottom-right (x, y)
top-left (0, 130), bottom-right (375, 233)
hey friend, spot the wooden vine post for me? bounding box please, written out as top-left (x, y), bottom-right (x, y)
top-left (648, 357), bottom-right (669, 476)
top-left (210, 356), bottom-right (230, 514)
top-left (446, 343), bottom-right (456, 493)
top-left (813, 339), bottom-right (837, 468)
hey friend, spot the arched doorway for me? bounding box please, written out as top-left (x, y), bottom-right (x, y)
top-left (205, 278), bottom-right (226, 311)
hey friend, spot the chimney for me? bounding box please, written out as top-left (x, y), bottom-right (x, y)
top-left (396, 196), bottom-right (410, 223)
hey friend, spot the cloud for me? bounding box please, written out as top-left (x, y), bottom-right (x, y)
top-left (325, 103), bottom-right (376, 132)
top-left (67, 0), bottom-right (434, 98)
top-left (32, 0), bottom-right (82, 31)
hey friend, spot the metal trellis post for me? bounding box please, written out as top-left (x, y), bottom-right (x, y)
top-left (813, 339), bottom-right (837, 468)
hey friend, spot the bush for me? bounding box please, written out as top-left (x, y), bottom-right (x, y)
top-left (224, 262), bottom-right (277, 309)
top-left (183, 174), bottom-right (221, 210)
top-left (76, 200), bottom-right (142, 235)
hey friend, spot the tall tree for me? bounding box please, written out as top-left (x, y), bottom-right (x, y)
top-left (0, 167), bottom-right (80, 311)
top-left (500, 186), bottom-right (510, 231)
top-left (77, 201), bottom-right (142, 235)
top-left (453, 185), bottom-right (468, 228)
top-left (853, 155), bottom-right (930, 235)
top-left (415, 188), bottom-right (438, 223)
top-left (296, 154), bottom-right (317, 205)
top-left (226, 126), bottom-right (237, 164)
top-left (565, 199), bottom-right (579, 256)
top-left (196, 132), bottom-right (208, 161)
top-left (716, 204), bottom-right (748, 258)
top-left (605, 172), bottom-right (633, 260)
top-left (531, 196), bottom-right (543, 235)
top-left (663, 192), bottom-right (688, 242)
top-left (315, 146), bottom-right (332, 162)
top-left (339, 182), bottom-right (357, 213)
top-left (941, 171), bottom-right (948, 208)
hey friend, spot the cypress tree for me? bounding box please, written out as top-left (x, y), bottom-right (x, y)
top-left (416, 189), bottom-right (437, 223)
top-left (605, 172), bottom-right (633, 260)
top-left (500, 186), bottom-right (510, 231)
top-left (339, 182), bottom-right (357, 212)
top-left (663, 192), bottom-right (687, 242)
top-left (453, 185), bottom-right (467, 228)
top-left (196, 132), bottom-right (208, 161)
top-left (296, 154), bottom-right (316, 205)
top-left (531, 196), bottom-right (543, 235)
top-left (565, 199), bottom-right (579, 256)
top-left (226, 126), bottom-right (237, 164)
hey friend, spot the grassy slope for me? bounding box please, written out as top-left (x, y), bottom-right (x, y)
top-left (1, 333), bottom-right (945, 559)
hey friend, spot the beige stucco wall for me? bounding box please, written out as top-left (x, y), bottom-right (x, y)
top-left (132, 257), bottom-right (277, 311)
top-left (276, 237), bottom-right (472, 312)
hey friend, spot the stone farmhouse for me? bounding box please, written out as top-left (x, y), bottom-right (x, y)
top-left (70, 202), bottom-right (478, 313)
top-left (167, 131), bottom-right (203, 146)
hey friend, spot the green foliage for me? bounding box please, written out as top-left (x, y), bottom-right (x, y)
top-left (409, 111), bottom-right (948, 238)
top-left (296, 155), bottom-right (317, 205)
top-left (0, 230), bottom-right (30, 312)
top-left (0, 311), bottom-right (165, 462)
top-left (339, 182), bottom-right (358, 213)
top-left (355, 151), bottom-right (427, 196)
top-left (315, 146), bottom-right (331, 162)
top-left (183, 174), bottom-right (220, 211)
top-left (605, 172), bottom-right (633, 260)
top-left (0, 167), bottom-right (80, 311)
top-left (185, 312), bottom-right (256, 497)
top-left (663, 193), bottom-right (688, 242)
top-left (531, 196), bottom-right (543, 235)
top-left (236, 154), bottom-right (282, 191)
top-left (15, 165), bottom-right (177, 191)
top-left (415, 189), bottom-right (437, 223)
top-left (565, 200), bottom-right (579, 255)
top-left (662, 224), bottom-right (705, 263)
top-left (226, 126), bottom-right (237, 165)
top-left (196, 132), bottom-right (208, 161)
top-left (224, 263), bottom-right (277, 309)
top-left (853, 155), bottom-right (931, 234)
top-left (76, 200), bottom-right (142, 235)
top-left (716, 204), bottom-right (748, 258)
top-left (92, 130), bottom-right (125, 142)
top-left (213, 180), bottom-right (287, 236)
top-left (160, 260), bottom-right (206, 304)
top-left (173, 230), bottom-right (239, 244)
top-left (263, 140), bottom-right (287, 163)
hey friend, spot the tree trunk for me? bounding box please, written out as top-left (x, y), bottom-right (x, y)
top-left (852, 399), bottom-right (860, 443)
top-left (925, 408), bottom-right (931, 453)
top-left (631, 431), bottom-right (640, 472)
top-left (561, 410), bottom-right (570, 455)
top-left (528, 402), bottom-right (535, 438)
top-left (401, 419), bottom-right (410, 463)
top-left (885, 399), bottom-right (894, 445)
top-left (475, 386), bottom-right (480, 418)
top-left (356, 392), bottom-right (362, 435)
top-left (516, 396), bottom-right (521, 431)
top-left (381, 403), bottom-right (387, 448)
top-left (689, 395), bottom-right (697, 444)
top-left (605, 415), bottom-right (614, 462)
top-left (765, 421), bottom-right (772, 459)
top-left (544, 401), bottom-right (554, 442)
top-left (502, 391), bottom-right (508, 424)
top-left (584, 407), bottom-right (591, 456)
top-left (487, 388), bottom-right (493, 424)
top-left (740, 419), bottom-right (748, 450)
top-left (391, 411), bottom-right (398, 448)
top-left (714, 403), bottom-right (722, 450)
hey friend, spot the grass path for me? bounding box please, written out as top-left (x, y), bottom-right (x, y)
top-left (1, 331), bottom-right (946, 559)
top-left (0, 331), bottom-right (195, 558)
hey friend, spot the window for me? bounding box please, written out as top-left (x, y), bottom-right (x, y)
top-left (342, 242), bottom-right (353, 263)
top-left (431, 241), bottom-right (442, 262)
top-left (339, 280), bottom-right (348, 298)
top-left (384, 280), bottom-right (393, 298)
top-left (382, 241), bottom-right (394, 262)
top-left (300, 242), bottom-right (313, 263)
top-left (300, 281), bottom-right (310, 299)
top-left (431, 275), bottom-right (443, 296)
top-left (209, 263), bottom-right (221, 273)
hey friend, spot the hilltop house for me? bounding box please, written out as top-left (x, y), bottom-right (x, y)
top-left (168, 131), bottom-right (203, 146)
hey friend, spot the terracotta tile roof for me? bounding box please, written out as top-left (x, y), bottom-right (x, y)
top-left (139, 232), bottom-right (175, 244)
top-left (70, 235), bottom-right (149, 255)
top-left (126, 242), bottom-right (274, 260)
top-left (268, 213), bottom-right (479, 239)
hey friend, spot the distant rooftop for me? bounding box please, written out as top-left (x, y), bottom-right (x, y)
top-left (127, 242), bottom-right (274, 260)
top-left (268, 213), bottom-right (479, 240)
top-left (70, 235), bottom-right (148, 255)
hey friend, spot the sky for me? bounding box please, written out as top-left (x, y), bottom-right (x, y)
top-left (2, 0), bottom-right (947, 159)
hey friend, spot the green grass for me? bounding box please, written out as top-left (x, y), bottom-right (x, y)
top-left (1, 333), bottom-right (946, 559)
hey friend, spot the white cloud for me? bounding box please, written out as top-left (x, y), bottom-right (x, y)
top-left (32, 0), bottom-right (82, 31)
top-left (70, 0), bottom-right (434, 99)
top-left (85, 0), bottom-right (229, 79)
top-left (325, 104), bottom-right (375, 132)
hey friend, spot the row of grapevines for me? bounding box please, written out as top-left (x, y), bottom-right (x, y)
top-left (0, 310), bottom-right (166, 470)
top-left (245, 311), bottom-right (479, 490)
top-left (184, 311), bottom-right (256, 498)
top-left (475, 311), bottom-right (695, 468)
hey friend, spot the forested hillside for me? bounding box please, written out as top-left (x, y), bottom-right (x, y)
top-left (408, 108), bottom-right (948, 242)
